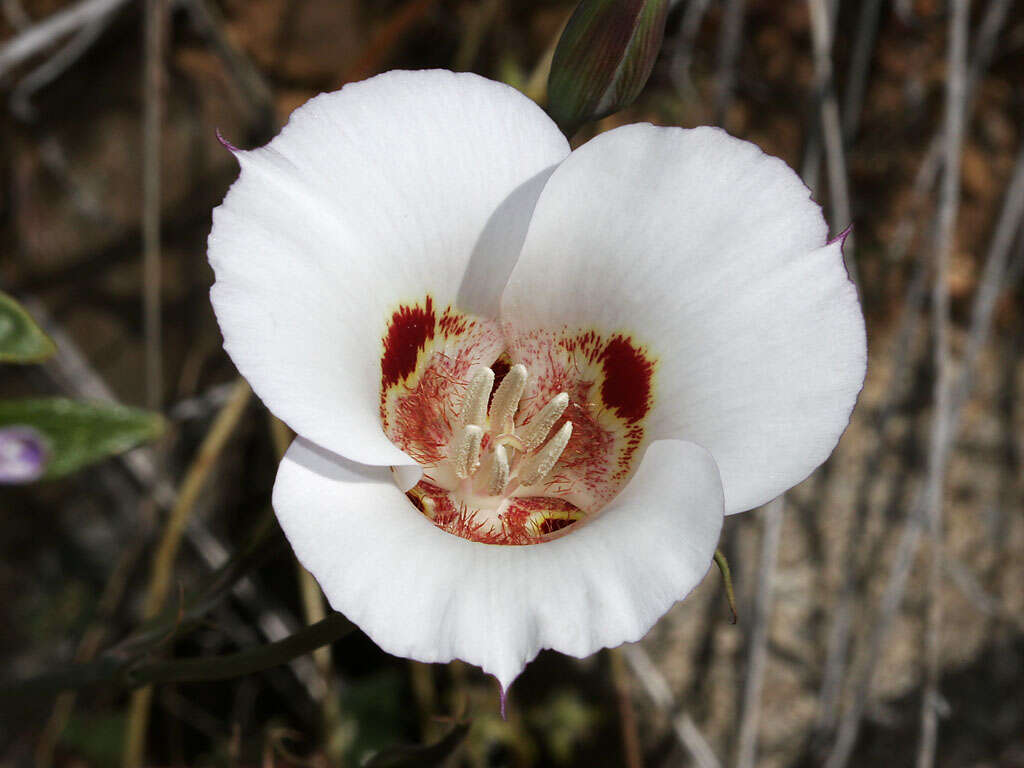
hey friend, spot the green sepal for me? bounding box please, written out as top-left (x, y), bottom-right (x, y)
top-left (0, 291), bottom-right (56, 364)
top-left (547, 0), bottom-right (670, 136)
top-left (0, 398), bottom-right (165, 480)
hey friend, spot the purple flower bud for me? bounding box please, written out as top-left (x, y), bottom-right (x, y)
top-left (0, 426), bottom-right (48, 484)
top-left (547, 0), bottom-right (670, 136)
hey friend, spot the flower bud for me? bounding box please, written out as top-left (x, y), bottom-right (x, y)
top-left (0, 426), bottom-right (48, 484)
top-left (547, 0), bottom-right (670, 136)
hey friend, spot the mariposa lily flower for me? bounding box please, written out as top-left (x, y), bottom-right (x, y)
top-left (208, 70), bottom-right (866, 693)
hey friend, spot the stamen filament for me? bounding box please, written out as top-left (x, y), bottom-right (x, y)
top-left (521, 392), bottom-right (569, 451)
top-left (518, 421), bottom-right (573, 486)
top-left (487, 444), bottom-right (510, 495)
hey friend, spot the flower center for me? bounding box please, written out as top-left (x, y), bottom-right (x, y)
top-left (379, 296), bottom-right (657, 546)
top-left (406, 363), bottom-right (585, 543)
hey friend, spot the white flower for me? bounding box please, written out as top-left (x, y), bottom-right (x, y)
top-left (208, 70), bottom-right (866, 692)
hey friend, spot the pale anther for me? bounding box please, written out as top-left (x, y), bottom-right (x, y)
top-left (452, 424), bottom-right (484, 479)
top-left (521, 392), bottom-right (569, 451)
top-left (486, 444), bottom-right (510, 496)
top-left (489, 364), bottom-right (527, 433)
top-left (460, 367), bottom-right (494, 427)
top-left (518, 421), bottom-right (573, 486)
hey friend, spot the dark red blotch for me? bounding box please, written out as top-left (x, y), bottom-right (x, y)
top-left (598, 335), bottom-right (653, 423)
top-left (381, 297), bottom-right (435, 389)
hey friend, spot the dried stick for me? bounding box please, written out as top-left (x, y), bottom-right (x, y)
top-left (816, 262), bottom-right (929, 735)
top-left (10, 13), bottom-right (112, 120)
top-left (807, 0), bottom-right (858, 285)
top-left (270, 415), bottom-right (345, 762)
top-left (142, 0), bottom-right (166, 411)
top-left (918, 4), bottom-right (969, 766)
top-left (823, 30), bottom-right (1024, 768)
top-left (0, 0), bottom-right (130, 78)
top-left (734, 497), bottom-right (784, 768)
top-left (713, 0), bottom-right (745, 127)
top-left (818, 0), bottom-right (1013, 735)
top-left (952, 144), bottom-right (1024, 415)
top-left (841, 0), bottom-right (883, 142)
top-left (123, 378), bottom-right (253, 768)
top-left (622, 644), bottom-right (722, 768)
top-left (22, 297), bottom-right (311, 658)
top-left (669, 0), bottom-right (713, 100)
top-left (891, 0), bottom-right (1012, 262)
top-left (610, 648), bottom-right (645, 768)
top-left (180, 0), bottom-right (274, 121)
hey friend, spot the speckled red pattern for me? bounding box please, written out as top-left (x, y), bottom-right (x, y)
top-left (506, 326), bottom-right (656, 510)
top-left (379, 297), bottom-right (503, 465)
top-left (380, 296), bottom-right (657, 545)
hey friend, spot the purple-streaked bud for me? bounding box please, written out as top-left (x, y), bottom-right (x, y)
top-left (0, 426), bottom-right (48, 484)
top-left (547, 0), bottom-right (670, 136)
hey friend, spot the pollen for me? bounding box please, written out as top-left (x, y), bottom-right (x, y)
top-left (521, 392), bottom-right (569, 451)
top-left (489, 363), bottom-right (527, 434)
top-left (518, 421), bottom-right (573, 487)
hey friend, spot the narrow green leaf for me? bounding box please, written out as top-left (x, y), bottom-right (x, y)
top-left (0, 291), bottom-right (56, 364)
top-left (547, 0), bottom-right (670, 136)
top-left (0, 398), bottom-right (164, 481)
top-left (363, 722), bottom-right (471, 768)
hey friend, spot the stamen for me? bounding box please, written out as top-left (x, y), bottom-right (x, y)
top-left (489, 364), bottom-right (527, 433)
top-left (520, 392), bottom-right (569, 451)
top-left (452, 425), bottom-right (484, 479)
top-left (460, 367), bottom-right (494, 427)
top-left (487, 444), bottom-right (510, 495)
top-left (517, 422), bottom-right (573, 486)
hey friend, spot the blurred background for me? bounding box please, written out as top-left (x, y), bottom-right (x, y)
top-left (1, 0), bottom-right (1023, 766)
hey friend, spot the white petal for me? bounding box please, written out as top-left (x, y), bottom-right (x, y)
top-left (209, 70), bottom-right (569, 467)
top-left (502, 124), bottom-right (866, 514)
top-left (273, 436), bottom-right (724, 690)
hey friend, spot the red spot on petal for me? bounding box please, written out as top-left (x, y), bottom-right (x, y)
top-left (381, 297), bottom-right (435, 389)
top-left (598, 335), bottom-right (654, 424)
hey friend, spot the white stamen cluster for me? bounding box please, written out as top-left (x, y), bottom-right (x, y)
top-left (447, 364), bottom-right (572, 495)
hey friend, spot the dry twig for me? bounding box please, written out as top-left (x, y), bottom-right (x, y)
top-left (142, 0), bottom-right (166, 411)
top-left (713, 0), bottom-right (745, 127)
top-left (622, 644), bottom-right (722, 768)
top-left (123, 378), bottom-right (252, 768)
top-left (0, 0), bottom-right (130, 79)
top-left (734, 497), bottom-right (785, 768)
top-left (918, 4), bottom-right (969, 765)
top-left (806, 0), bottom-right (858, 286)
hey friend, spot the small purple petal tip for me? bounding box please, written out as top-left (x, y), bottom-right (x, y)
top-left (828, 224), bottom-right (853, 247)
top-left (215, 128), bottom-right (240, 154)
top-left (0, 426), bottom-right (48, 484)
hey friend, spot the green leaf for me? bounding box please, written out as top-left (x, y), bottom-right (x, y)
top-left (0, 291), bottom-right (56, 364)
top-left (363, 722), bottom-right (471, 768)
top-left (0, 398), bottom-right (165, 480)
top-left (547, 0), bottom-right (670, 136)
